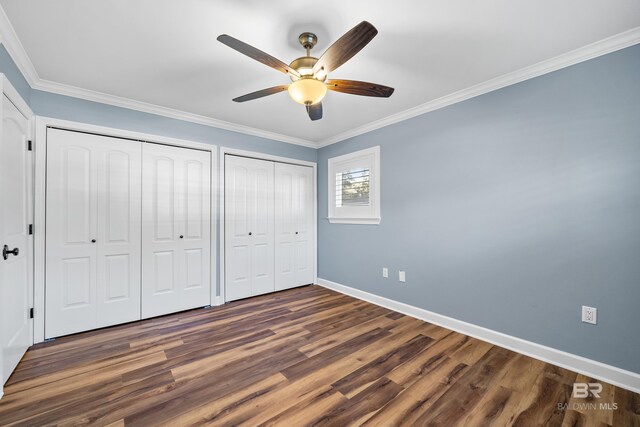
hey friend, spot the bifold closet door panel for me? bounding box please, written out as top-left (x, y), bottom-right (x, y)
top-left (292, 164), bottom-right (314, 287)
top-left (142, 144), bottom-right (211, 318)
top-left (45, 129), bottom-right (142, 338)
top-left (225, 155), bottom-right (274, 301)
top-left (275, 163), bottom-right (314, 291)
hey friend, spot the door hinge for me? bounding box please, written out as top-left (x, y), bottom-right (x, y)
top-left (27, 140), bottom-right (33, 151)
top-left (28, 224), bottom-right (34, 235)
top-left (29, 308), bottom-right (34, 319)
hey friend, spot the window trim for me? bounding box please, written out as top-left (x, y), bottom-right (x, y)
top-left (327, 146), bottom-right (380, 225)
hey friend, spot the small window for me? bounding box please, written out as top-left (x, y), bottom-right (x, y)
top-left (328, 146), bottom-right (380, 224)
top-left (336, 168), bottom-right (370, 207)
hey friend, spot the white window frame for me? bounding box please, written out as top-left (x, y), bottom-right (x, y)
top-left (327, 146), bottom-right (380, 224)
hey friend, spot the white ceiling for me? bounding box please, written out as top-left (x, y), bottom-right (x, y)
top-left (1, 0), bottom-right (639, 146)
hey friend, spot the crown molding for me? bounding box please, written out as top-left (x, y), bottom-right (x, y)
top-left (30, 78), bottom-right (318, 148)
top-left (316, 26), bottom-right (640, 148)
top-left (1, 2), bottom-right (639, 150)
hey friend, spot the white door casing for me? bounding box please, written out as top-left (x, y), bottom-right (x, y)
top-left (141, 143), bottom-right (211, 318)
top-left (45, 129), bottom-right (142, 338)
top-left (224, 155), bottom-right (275, 301)
top-left (0, 93), bottom-right (33, 385)
top-left (275, 163), bottom-right (314, 291)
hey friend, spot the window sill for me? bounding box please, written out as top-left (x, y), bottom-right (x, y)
top-left (327, 217), bottom-right (381, 225)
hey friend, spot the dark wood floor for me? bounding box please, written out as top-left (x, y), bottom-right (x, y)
top-left (0, 286), bottom-right (638, 426)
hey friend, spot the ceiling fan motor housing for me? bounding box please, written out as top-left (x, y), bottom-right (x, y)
top-left (289, 56), bottom-right (324, 81)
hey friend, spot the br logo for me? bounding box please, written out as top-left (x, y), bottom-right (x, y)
top-left (572, 382), bottom-right (602, 398)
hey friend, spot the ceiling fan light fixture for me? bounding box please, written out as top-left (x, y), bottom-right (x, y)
top-left (288, 78), bottom-right (327, 105)
top-left (218, 22), bottom-right (392, 120)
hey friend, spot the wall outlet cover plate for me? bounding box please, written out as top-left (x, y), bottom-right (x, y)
top-left (582, 306), bottom-right (597, 325)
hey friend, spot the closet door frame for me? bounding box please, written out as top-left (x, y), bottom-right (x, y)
top-left (33, 117), bottom-right (218, 344)
top-left (220, 147), bottom-right (317, 304)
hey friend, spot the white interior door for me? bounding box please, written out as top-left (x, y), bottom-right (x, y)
top-left (1, 94), bottom-right (32, 384)
top-left (275, 163), bottom-right (314, 291)
top-left (45, 129), bottom-right (142, 338)
top-left (225, 155), bottom-right (274, 301)
top-left (142, 144), bottom-right (211, 318)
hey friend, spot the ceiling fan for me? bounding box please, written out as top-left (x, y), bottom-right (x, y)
top-left (217, 21), bottom-right (394, 121)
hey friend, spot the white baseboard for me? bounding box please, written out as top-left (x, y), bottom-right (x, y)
top-left (316, 278), bottom-right (640, 394)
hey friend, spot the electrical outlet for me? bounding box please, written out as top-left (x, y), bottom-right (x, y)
top-left (399, 271), bottom-right (406, 282)
top-left (582, 306), bottom-right (597, 325)
top-left (382, 267), bottom-right (388, 278)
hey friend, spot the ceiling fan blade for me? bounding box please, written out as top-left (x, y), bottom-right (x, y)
top-left (232, 85), bottom-right (289, 102)
top-left (217, 34), bottom-right (300, 78)
top-left (313, 21), bottom-right (378, 75)
top-left (326, 80), bottom-right (394, 98)
top-left (306, 102), bottom-right (323, 121)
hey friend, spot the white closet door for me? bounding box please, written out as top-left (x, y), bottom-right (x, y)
top-left (96, 141), bottom-right (142, 328)
top-left (293, 165), bottom-right (314, 286)
top-left (142, 144), bottom-right (211, 318)
top-left (1, 94), bottom-right (32, 383)
top-left (225, 155), bottom-right (274, 301)
top-left (46, 129), bottom-right (141, 338)
top-left (275, 163), bottom-right (314, 291)
top-left (274, 163), bottom-right (295, 291)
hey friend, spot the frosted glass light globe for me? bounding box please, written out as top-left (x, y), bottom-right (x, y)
top-left (288, 78), bottom-right (327, 105)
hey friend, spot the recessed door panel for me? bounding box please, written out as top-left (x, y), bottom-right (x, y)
top-left (62, 257), bottom-right (92, 308)
top-left (154, 157), bottom-right (175, 241)
top-left (153, 251), bottom-right (175, 294)
top-left (279, 242), bottom-right (293, 274)
top-left (230, 165), bottom-right (249, 237)
top-left (63, 147), bottom-right (92, 244)
top-left (185, 161), bottom-right (203, 239)
top-left (105, 151), bottom-right (132, 243)
top-left (254, 167), bottom-right (271, 237)
top-left (105, 255), bottom-right (130, 301)
top-left (185, 249), bottom-right (203, 289)
top-left (231, 246), bottom-right (249, 281)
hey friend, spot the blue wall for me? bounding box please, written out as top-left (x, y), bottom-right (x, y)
top-left (318, 44), bottom-right (640, 373)
top-left (0, 45), bottom-right (31, 102)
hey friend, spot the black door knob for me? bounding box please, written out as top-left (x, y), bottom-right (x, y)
top-left (2, 245), bottom-right (19, 260)
top-left (248, 232), bottom-right (252, 236)
top-left (91, 239), bottom-right (96, 243)
top-left (179, 235), bottom-right (184, 239)
top-left (295, 232), bottom-right (299, 235)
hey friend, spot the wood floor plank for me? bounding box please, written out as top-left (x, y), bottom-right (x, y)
top-left (316, 377), bottom-right (404, 426)
top-left (362, 356), bottom-right (469, 426)
top-left (331, 334), bottom-right (434, 396)
top-left (0, 285), bottom-right (636, 426)
top-left (411, 346), bottom-right (516, 425)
